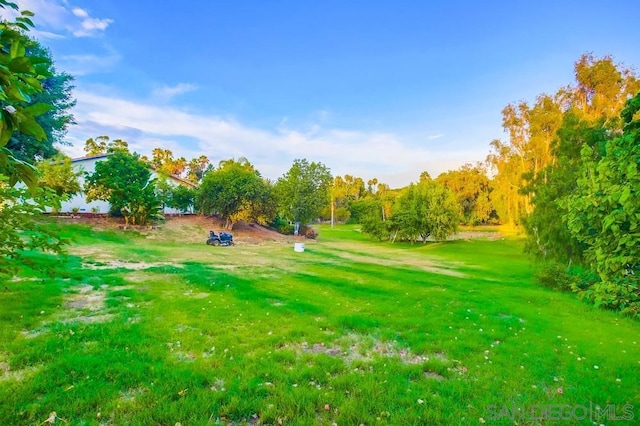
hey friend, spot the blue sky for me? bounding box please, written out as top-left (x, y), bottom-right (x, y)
top-left (10, 0), bottom-right (640, 187)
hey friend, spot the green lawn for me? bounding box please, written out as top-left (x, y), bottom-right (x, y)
top-left (0, 221), bottom-right (638, 425)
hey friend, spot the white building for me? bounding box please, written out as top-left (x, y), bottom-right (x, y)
top-left (58, 154), bottom-right (196, 215)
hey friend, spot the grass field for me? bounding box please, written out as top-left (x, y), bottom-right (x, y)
top-left (0, 219), bottom-right (638, 425)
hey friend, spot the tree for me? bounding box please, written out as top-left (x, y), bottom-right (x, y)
top-left (0, 2), bottom-right (53, 188)
top-left (37, 153), bottom-right (81, 198)
top-left (437, 163), bottom-right (494, 225)
top-left (386, 180), bottom-right (459, 243)
top-left (523, 54), bottom-right (639, 263)
top-left (329, 174), bottom-right (365, 226)
top-left (83, 136), bottom-right (129, 156)
top-left (561, 93), bottom-right (640, 317)
top-left (0, 180), bottom-right (65, 275)
top-left (84, 136), bottom-right (109, 156)
top-left (186, 155), bottom-right (210, 183)
top-left (151, 148), bottom-right (187, 176)
top-left (84, 151), bottom-right (161, 225)
top-left (0, 1), bottom-right (68, 274)
top-left (359, 197), bottom-right (388, 241)
top-left (6, 41), bottom-right (75, 162)
top-left (274, 159), bottom-right (332, 224)
top-left (167, 185), bottom-right (196, 214)
top-left (196, 158), bottom-right (273, 228)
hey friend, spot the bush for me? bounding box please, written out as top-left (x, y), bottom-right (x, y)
top-left (535, 262), bottom-right (598, 292)
top-left (270, 216), bottom-right (294, 235)
top-left (300, 225), bottom-right (318, 239)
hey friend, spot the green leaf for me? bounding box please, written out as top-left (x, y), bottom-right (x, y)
top-left (15, 16), bottom-right (35, 28)
top-left (8, 56), bottom-right (34, 73)
top-left (22, 76), bottom-right (43, 91)
top-left (16, 113), bottom-right (46, 140)
top-left (23, 102), bottom-right (52, 117)
top-left (7, 84), bottom-right (31, 102)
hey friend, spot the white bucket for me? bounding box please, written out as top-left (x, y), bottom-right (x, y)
top-left (294, 242), bottom-right (305, 252)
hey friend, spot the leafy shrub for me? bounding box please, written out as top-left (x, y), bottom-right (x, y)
top-left (535, 262), bottom-right (597, 292)
top-left (300, 225), bottom-right (318, 239)
top-left (270, 216), bottom-right (294, 235)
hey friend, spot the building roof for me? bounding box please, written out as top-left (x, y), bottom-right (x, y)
top-left (71, 153), bottom-right (111, 162)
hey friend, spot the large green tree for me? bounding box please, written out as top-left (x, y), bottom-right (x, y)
top-left (386, 179), bottom-right (459, 243)
top-left (436, 163), bottom-right (494, 225)
top-left (0, 2), bottom-right (52, 188)
top-left (562, 93), bottom-right (640, 316)
top-left (196, 158), bottom-right (273, 228)
top-left (523, 55), bottom-right (639, 263)
top-left (0, 1), bottom-right (68, 275)
top-left (36, 153), bottom-right (81, 198)
top-left (84, 151), bottom-right (161, 225)
top-left (274, 159), bottom-right (332, 224)
top-left (5, 42), bottom-right (74, 162)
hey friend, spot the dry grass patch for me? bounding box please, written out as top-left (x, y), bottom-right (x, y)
top-left (281, 332), bottom-right (450, 369)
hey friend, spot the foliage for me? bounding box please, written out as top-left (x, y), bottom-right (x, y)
top-left (329, 174), bottom-right (365, 224)
top-left (386, 179), bottom-right (459, 243)
top-left (167, 184), bottom-right (195, 213)
top-left (523, 114), bottom-right (607, 262)
top-left (274, 158), bottom-right (332, 224)
top-left (270, 215), bottom-right (294, 235)
top-left (36, 154), bottom-right (81, 197)
top-left (535, 261), bottom-right (598, 293)
top-left (84, 151), bottom-right (162, 225)
top-left (562, 93), bottom-right (640, 317)
top-left (299, 224), bottom-right (318, 239)
top-left (83, 136), bottom-right (130, 156)
top-left (487, 54), bottom-right (639, 228)
top-left (0, 179), bottom-right (65, 275)
top-left (360, 206), bottom-right (389, 241)
top-left (0, 2), bottom-right (53, 188)
top-left (0, 1), bottom-right (69, 272)
top-left (436, 163), bottom-right (493, 225)
top-left (186, 155), bottom-right (211, 183)
top-left (151, 147), bottom-right (187, 176)
top-left (6, 42), bottom-right (75, 162)
top-left (196, 158), bottom-right (273, 228)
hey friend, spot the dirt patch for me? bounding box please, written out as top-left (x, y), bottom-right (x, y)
top-left (65, 285), bottom-right (106, 310)
top-left (0, 364), bottom-right (42, 382)
top-left (63, 214), bottom-right (299, 246)
top-left (58, 285), bottom-right (117, 324)
top-left (61, 314), bottom-right (116, 324)
top-left (281, 333), bottom-right (448, 367)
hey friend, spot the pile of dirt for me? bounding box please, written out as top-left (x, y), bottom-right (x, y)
top-left (59, 214), bottom-right (301, 246)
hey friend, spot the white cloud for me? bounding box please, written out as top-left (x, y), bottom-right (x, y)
top-left (152, 83), bottom-right (198, 100)
top-left (428, 133), bottom-right (444, 140)
top-left (71, 8), bottom-right (89, 18)
top-left (58, 49), bottom-right (121, 76)
top-left (62, 91), bottom-right (483, 187)
top-left (73, 16), bottom-right (113, 37)
top-left (14, 0), bottom-right (113, 38)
